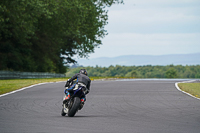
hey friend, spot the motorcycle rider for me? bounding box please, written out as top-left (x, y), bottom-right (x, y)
top-left (63, 69), bottom-right (91, 108)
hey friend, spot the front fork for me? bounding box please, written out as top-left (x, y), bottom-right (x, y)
top-left (63, 103), bottom-right (68, 113)
top-left (62, 94), bottom-right (70, 113)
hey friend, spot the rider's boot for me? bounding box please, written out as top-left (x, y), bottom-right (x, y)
top-left (79, 98), bottom-right (86, 110)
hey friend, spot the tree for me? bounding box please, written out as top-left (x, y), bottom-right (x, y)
top-left (0, 0), bottom-right (123, 73)
top-left (165, 68), bottom-right (178, 78)
top-left (130, 70), bottom-right (138, 78)
top-left (65, 65), bottom-right (200, 78)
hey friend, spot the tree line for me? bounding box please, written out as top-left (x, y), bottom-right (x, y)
top-left (0, 0), bottom-right (123, 73)
top-left (66, 65), bottom-right (200, 78)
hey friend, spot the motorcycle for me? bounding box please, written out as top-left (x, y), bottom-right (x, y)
top-left (61, 82), bottom-right (86, 117)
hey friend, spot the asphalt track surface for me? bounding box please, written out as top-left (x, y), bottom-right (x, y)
top-left (0, 79), bottom-right (200, 133)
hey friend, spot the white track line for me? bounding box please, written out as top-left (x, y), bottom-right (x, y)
top-left (175, 80), bottom-right (200, 100)
top-left (0, 81), bottom-right (65, 98)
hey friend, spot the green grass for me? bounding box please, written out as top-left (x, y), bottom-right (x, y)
top-left (0, 77), bottom-right (111, 95)
top-left (178, 83), bottom-right (200, 98)
top-left (0, 78), bottom-right (69, 95)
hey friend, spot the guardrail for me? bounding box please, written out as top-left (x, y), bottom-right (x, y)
top-left (0, 71), bottom-right (66, 79)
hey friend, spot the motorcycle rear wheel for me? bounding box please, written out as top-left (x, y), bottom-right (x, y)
top-left (68, 97), bottom-right (80, 117)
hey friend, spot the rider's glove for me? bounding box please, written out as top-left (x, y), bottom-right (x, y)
top-left (65, 81), bottom-right (70, 87)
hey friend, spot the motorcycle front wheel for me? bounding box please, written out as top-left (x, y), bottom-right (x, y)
top-left (68, 97), bottom-right (80, 117)
top-left (61, 108), bottom-right (66, 116)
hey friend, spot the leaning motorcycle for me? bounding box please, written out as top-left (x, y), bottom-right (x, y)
top-left (61, 82), bottom-right (86, 117)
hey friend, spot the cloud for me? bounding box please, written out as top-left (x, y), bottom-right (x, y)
top-left (109, 7), bottom-right (199, 23)
top-left (88, 33), bottom-right (200, 58)
top-left (103, 33), bottom-right (200, 46)
top-left (106, 0), bottom-right (200, 34)
top-left (87, 0), bottom-right (200, 58)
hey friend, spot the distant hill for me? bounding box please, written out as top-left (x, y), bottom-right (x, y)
top-left (77, 53), bottom-right (200, 67)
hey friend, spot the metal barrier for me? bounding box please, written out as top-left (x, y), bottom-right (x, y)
top-left (0, 71), bottom-right (66, 79)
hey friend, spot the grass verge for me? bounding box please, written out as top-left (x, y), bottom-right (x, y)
top-left (0, 77), bottom-right (111, 95)
top-left (0, 78), bottom-right (69, 95)
top-left (178, 83), bottom-right (200, 98)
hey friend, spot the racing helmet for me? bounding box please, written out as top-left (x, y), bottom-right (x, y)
top-left (79, 69), bottom-right (88, 76)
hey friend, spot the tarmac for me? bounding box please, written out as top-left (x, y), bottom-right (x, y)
top-left (0, 79), bottom-right (200, 133)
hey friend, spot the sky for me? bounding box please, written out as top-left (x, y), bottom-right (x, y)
top-left (87, 0), bottom-right (200, 59)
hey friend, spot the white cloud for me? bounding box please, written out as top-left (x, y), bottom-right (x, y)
top-left (108, 9), bottom-right (198, 25)
top-left (103, 33), bottom-right (200, 47)
top-left (87, 0), bottom-right (200, 59)
top-left (89, 33), bottom-right (200, 58)
top-left (106, 0), bottom-right (200, 34)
